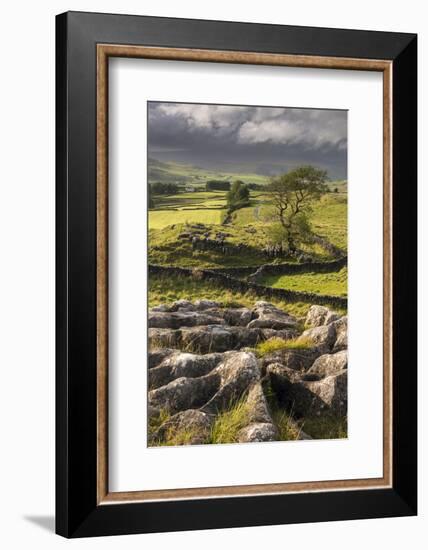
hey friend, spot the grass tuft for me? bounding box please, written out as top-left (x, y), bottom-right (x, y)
top-left (148, 408), bottom-right (171, 434)
top-left (255, 336), bottom-right (313, 356)
top-left (209, 397), bottom-right (250, 444)
top-left (271, 409), bottom-right (302, 441)
top-left (161, 427), bottom-right (205, 446)
top-left (148, 409), bottom-right (210, 447)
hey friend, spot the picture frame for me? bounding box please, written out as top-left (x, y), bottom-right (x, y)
top-left (56, 11), bottom-right (417, 538)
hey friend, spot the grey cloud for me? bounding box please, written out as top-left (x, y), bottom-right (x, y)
top-left (148, 102), bottom-right (347, 179)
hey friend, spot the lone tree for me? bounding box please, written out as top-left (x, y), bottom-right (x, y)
top-left (226, 180), bottom-right (250, 213)
top-left (267, 165), bottom-right (328, 254)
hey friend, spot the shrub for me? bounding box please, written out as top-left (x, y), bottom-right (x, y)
top-left (206, 180), bottom-right (231, 191)
top-left (226, 180), bottom-right (250, 213)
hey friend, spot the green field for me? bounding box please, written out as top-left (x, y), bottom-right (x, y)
top-left (149, 189), bottom-right (229, 229)
top-left (149, 209), bottom-right (225, 229)
top-left (260, 267), bottom-right (348, 297)
top-left (148, 192), bottom-right (347, 267)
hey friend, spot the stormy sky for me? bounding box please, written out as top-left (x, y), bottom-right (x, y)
top-left (148, 102), bottom-right (347, 179)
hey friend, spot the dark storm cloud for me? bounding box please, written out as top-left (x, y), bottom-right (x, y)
top-left (148, 102), bottom-right (347, 179)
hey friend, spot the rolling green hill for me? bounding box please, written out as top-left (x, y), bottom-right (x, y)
top-left (148, 157), bottom-right (269, 186)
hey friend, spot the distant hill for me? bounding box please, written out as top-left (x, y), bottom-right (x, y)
top-left (147, 157), bottom-right (269, 186)
top-left (147, 157), bottom-right (347, 193)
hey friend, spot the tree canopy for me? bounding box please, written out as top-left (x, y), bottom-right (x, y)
top-left (150, 182), bottom-right (180, 195)
top-left (206, 180), bottom-right (231, 191)
top-left (267, 166), bottom-right (328, 253)
top-left (226, 180), bottom-right (250, 213)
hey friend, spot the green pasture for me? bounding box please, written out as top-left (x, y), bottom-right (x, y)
top-left (260, 267), bottom-right (347, 297)
top-left (149, 209), bottom-right (225, 230)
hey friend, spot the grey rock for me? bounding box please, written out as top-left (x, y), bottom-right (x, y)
top-left (268, 363), bottom-right (347, 417)
top-left (180, 325), bottom-right (234, 353)
top-left (202, 351), bottom-right (260, 414)
top-left (151, 409), bottom-right (213, 445)
top-left (172, 299), bottom-right (195, 311)
top-left (305, 305), bottom-right (340, 328)
top-left (307, 350), bottom-right (348, 378)
top-left (222, 307), bottom-right (253, 327)
top-left (180, 325), bottom-right (265, 353)
top-left (333, 316), bottom-right (348, 351)
top-left (148, 348), bottom-right (175, 369)
top-left (245, 382), bottom-right (273, 424)
top-left (149, 324), bottom-right (268, 354)
top-left (194, 299), bottom-right (221, 310)
top-left (149, 352), bottom-right (223, 389)
top-left (150, 304), bottom-right (173, 312)
top-left (305, 370), bottom-right (347, 415)
top-left (149, 351), bottom-right (260, 416)
top-left (149, 375), bottom-right (220, 415)
top-left (238, 422), bottom-right (278, 443)
top-left (247, 301), bottom-right (298, 330)
top-left (148, 328), bottom-right (181, 350)
top-left (261, 348), bottom-right (319, 373)
top-left (298, 323), bottom-right (336, 353)
top-left (148, 310), bottom-right (224, 329)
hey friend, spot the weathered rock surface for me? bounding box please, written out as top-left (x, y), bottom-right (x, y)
top-left (298, 323), bottom-right (336, 353)
top-left (147, 301), bottom-right (348, 446)
top-left (194, 299), bottom-right (222, 310)
top-left (333, 316), bottom-right (348, 351)
top-left (245, 382), bottom-right (273, 424)
top-left (149, 351), bottom-right (224, 389)
top-left (201, 352), bottom-right (260, 414)
top-left (238, 422), bottom-right (278, 443)
top-left (307, 370), bottom-right (347, 415)
top-left (150, 325), bottom-right (273, 353)
top-left (149, 351), bottom-right (260, 415)
top-left (248, 301), bottom-right (299, 330)
top-left (149, 310), bottom-right (224, 329)
top-left (148, 348), bottom-right (175, 369)
top-left (260, 348), bottom-right (320, 374)
top-left (221, 307), bottom-right (253, 327)
top-left (149, 374), bottom-right (220, 415)
top-left (150, 409), bottom-right (213, 445)
top-left (305, 305), bottom-right (340, 328)
top-left (307, 350), bottom-right (348, 378)
top-left (268, 362), bottom-right (347, 417)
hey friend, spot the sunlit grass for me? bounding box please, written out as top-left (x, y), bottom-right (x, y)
top-left (261, 267), bottom-right (347, 297)
top-left (255, 336), bottom-right (313, 357)
top-left (149, 209), bottom-right (225, 229)
top-left (209, 397), bottom-right (250, 444)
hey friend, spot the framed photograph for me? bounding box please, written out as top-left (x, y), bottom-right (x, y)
top-left (56, 11), bottom-right (417, 538)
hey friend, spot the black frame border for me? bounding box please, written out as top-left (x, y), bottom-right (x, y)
top-left (56, 11), bottom-right (417, 538)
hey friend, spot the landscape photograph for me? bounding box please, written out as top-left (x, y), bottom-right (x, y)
top-left (147, 101), bottom-right (348, 447)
